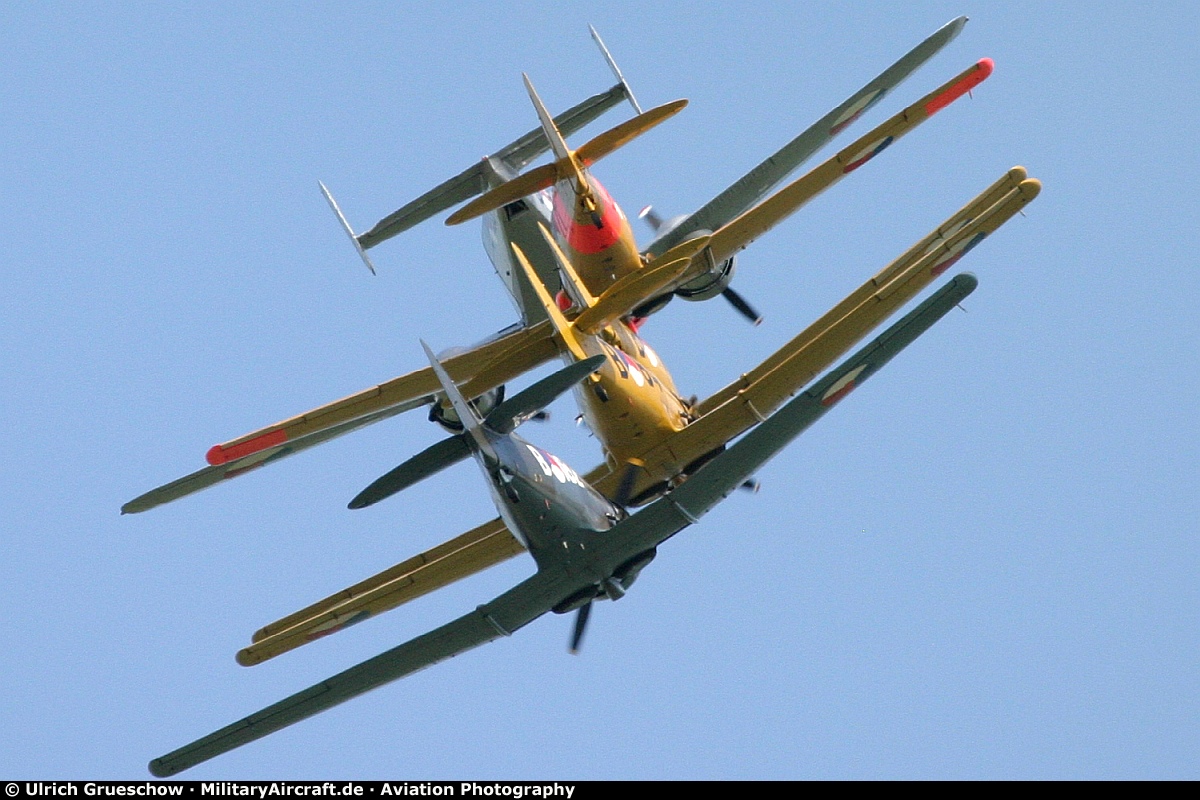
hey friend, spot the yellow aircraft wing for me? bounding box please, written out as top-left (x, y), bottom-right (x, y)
top-left (233, 168), bottom-right (1038, 665)
top-left (237, 517), bottom-right (524, 666)
top-left (588, 167), bottom-right (1041, 500)
top-left (643, 16), bottom-right (968, 259)
top-left (122, 322), bottom-right (557, 514)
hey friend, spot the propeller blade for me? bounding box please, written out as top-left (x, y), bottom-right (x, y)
top-left (638, 204), bottom-right (664, 232)
top-left (569, 601), bottom-right (592, 654)
top-left (612, 461), bottom-right (640, 507)
top-left (722, 287), bottom-right (763, 326)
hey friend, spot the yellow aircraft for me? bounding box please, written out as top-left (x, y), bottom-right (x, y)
top-left (124, 21), bottom-right (1039, 666)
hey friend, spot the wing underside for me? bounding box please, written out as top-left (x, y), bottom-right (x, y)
top-left (587, 167), bottom-right (1040, 500)
top-left (645, 16), bottom-right (968, 258)
top-left (150, 565), bottom-right (571, 778)
top-left (123, 322), bottom-right (557, 514)
top-left (238, 517), bottom-right (524, 666)
top-left (150, 260), bottom-right (984, 778)
top-left (693, 57), bottom-right (993, 269)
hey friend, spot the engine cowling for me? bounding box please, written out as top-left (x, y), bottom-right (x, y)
top-left (675, 253), bottom-right (736, 302)
top-left (428, 385), bottom-right (506, 432)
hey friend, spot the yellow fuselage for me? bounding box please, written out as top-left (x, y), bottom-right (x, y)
top-left (549, 173), bottom-right (694, 484)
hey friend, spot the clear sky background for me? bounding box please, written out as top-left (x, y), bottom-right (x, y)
top-left (3, 0), bottom-right (1198, 780)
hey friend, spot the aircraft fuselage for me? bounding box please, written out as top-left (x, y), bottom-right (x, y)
top-left (476, 424), bottom-right (621, 571)
top-left (481, 171), bottom-right (692, 489)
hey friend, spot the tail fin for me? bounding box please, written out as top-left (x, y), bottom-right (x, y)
top-left (447, 87), bottom-right (687, 226)
top-left (510, 243), bottom-right (592, 363)
top-left (589, 25), bottom-right (643, 115)
top-left (537, 222), bottom-right (598, 308)
top-left (523, 74), bottom-right (575, 166)
top-left (319, 181), bottom-right (377, 275)
top-left (421, 340), bottom-right (495, 461)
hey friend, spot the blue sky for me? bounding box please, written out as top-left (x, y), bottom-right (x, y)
top-left (3, 1), bottom-right (1198, 780)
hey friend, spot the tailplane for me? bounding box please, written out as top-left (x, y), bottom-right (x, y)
top-left (447, 84), bottom-right (686, 226)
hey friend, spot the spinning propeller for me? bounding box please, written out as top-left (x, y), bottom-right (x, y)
top-left (566, 461), bottom-right (756, 654)
top-left (638, 206), bottom-right (763, 325)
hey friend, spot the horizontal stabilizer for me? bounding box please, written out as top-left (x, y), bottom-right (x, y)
top-left (356, 83), bottom-right (633, 249)
top-left (572, 256), bottom-right (696, 333)
top-left (575, 99), bottom-right (687, 166)
top-left (444, 162), bottom-right (558, 226)
top-left (348, 435), bottom-right (470, 510)
top-left (485, 354), bottom-right (607, 433)
top-left (447, 98), bottom-right (687, 227)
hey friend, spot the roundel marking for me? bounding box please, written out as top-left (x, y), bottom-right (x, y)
top-left (305, 610), bottom-right (371, 642)
top-left (821, 365), bottom-right (868, 407)
top-left (830, 88), bottom-right (888, 136)
top-left (842, 136), bottom-right (894, 173)
top-left (931, 231), bottom-right (987, 277)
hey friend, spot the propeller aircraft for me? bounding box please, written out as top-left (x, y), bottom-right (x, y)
top-left (122, 18), bottom-right (981, 519)
top-left (127, 17), bottom-right (1042, 774)
top-left (152, 262), bottom-right (986, 776)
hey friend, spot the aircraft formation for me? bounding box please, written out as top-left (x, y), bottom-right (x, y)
top-left (127, 17), bottom-right (1042, 776)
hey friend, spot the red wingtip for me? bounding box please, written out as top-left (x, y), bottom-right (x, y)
top-left (206, 429), bottom-right (288, 467)
top-left (925, 58), bottom-right (994, 116)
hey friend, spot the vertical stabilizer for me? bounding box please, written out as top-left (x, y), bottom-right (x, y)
top-left (421, 340), bottom-right (496, 461)
top-left (537, 222), bottom-right (598, 308)
top-left (589, 25), bottom-right (643, 115)
top-left (510, 244), bottom-right (593, 367)
top-left (523, 73), bottom-right (574, 165)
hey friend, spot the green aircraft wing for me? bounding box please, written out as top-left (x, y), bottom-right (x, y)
top-left (150, 271), bottom-right (979, 776)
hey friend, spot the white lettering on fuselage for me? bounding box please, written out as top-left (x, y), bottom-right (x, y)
top-left (525, 445), bottom-right (584, 487)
